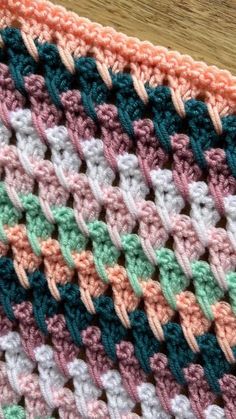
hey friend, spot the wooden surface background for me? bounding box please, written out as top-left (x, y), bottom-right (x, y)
top-left (51, 0), bottom-right (236, 75)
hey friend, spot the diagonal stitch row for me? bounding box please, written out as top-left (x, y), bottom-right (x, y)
top-left (0, 63), bottom-right (235, 255)
top-left (0, 97), bottom-right (235, 362)
top-left (0, 29), bottom-right (236, 175)
top-left (0, 52), bottom-right (236, 306)
top-left (2, 125), bottom-right (234, 364)
top-left (1, 57), bottom-right (236, 289)
top-left (0, 58), bottom-right (234, 215)
top-left (0, 306), bottom-right (141, 419)
top-left (0, 63), bottom-right (236, 309)
top-left (4, 303), bottom-right (216, 419)
top-left (1, 254), bottom-right (236, 404)
top-left (0, 169), bottom-right (236, 365)
top-left (0, 262), bottom-right (235, 418)
top-left (0, 304), bottom-right (228, 419)
top-left (1, 0), bottom-right (236, 114)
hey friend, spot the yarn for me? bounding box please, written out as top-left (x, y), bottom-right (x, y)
top-left (0, 0), bottom-right (235, 417)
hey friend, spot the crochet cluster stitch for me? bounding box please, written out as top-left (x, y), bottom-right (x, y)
top-left (0, 0), bottom-right (236, 418)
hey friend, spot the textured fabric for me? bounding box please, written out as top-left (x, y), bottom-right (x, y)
top-left (0, 0), bottom-right (236, 418)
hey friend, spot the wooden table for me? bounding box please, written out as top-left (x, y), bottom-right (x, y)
top-left (52, 0), bottom-right (236, 74)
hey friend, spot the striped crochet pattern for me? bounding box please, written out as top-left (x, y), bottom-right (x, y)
top-left (0, 0), bottom-right (236, 418)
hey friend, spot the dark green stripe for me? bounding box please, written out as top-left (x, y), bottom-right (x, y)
top-left (0, 255), bottom-right (233, 394)
top-left (1, 28), bottom-right (236, 172)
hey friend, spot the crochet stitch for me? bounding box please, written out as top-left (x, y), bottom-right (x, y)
top-left (0, 0), bottom-right (236, 417)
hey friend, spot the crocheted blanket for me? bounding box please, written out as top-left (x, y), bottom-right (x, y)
top-left (0, 0), bottom-right (236, 418)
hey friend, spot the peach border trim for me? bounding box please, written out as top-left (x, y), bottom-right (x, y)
top-left (0, 0), bottom-right (236, 112)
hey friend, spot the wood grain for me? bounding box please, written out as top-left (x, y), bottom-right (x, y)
top-left (51, 0), bottom-right (236, 75)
